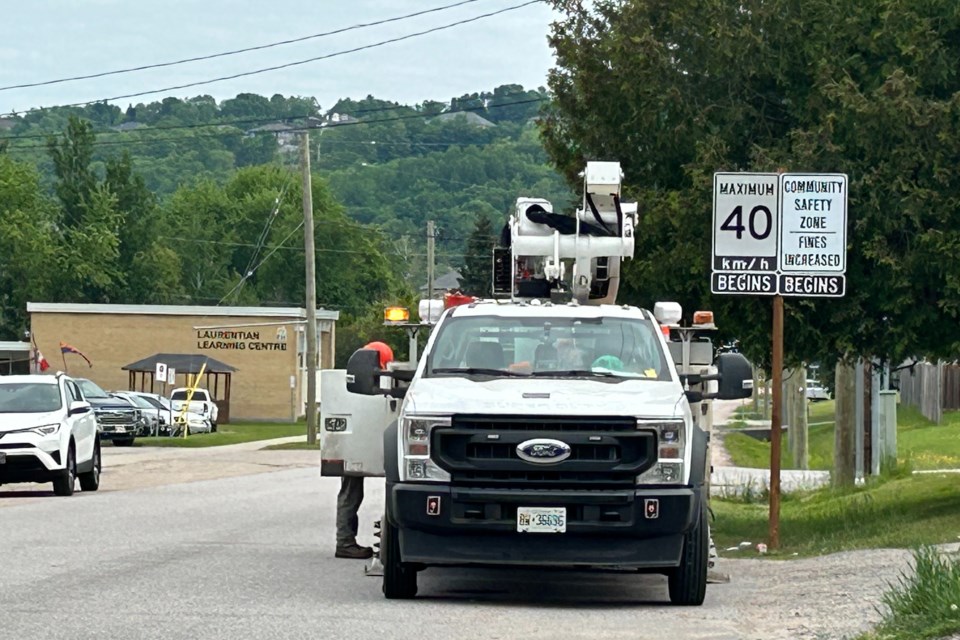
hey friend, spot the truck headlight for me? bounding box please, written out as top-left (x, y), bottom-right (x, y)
top-left (636, 419), bottom-right (686, 485)
top-left (400, 415), bottom-right (451, 482)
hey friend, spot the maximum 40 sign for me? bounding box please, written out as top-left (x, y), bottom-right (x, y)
top-left (711, 172), bottom-right (847, 297)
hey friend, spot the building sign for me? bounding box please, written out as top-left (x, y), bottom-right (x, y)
top-left (196, 329), bottom-right (288, 351)
top-left (712, 172), bottom-right (847, 297)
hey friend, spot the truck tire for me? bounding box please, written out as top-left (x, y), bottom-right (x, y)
top-left (381, 516), bottom-right (417, 599)
top-left (668, 501), bottom-right (708, 606)
top-left (78, 440), bottom-right (101, 492)
top-left (53, 445), bottom-right (76, 497)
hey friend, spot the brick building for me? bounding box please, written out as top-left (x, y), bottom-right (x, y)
top-left (27, 303), bottom-right (339, 422)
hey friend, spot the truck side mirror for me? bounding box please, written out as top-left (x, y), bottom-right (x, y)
top-left (346, 349), bottom-right (381, 396)
top-left (715, 352), bottom-right (754, 400)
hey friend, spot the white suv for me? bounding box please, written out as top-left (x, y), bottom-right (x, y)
top-left (0, 374), bottom-right (101, 496)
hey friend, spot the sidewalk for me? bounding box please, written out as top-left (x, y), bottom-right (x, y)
top-left (709, 400), bottom-right (830, 496)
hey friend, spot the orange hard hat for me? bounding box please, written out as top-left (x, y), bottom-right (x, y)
top-left (363, 341), bottom-right (394, 368)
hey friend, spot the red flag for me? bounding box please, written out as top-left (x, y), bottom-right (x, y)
top-left (35, 349), bottom-right (50, 372)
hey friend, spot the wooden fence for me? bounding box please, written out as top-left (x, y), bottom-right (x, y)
top-left (898, 362), bottom-right (960, 423)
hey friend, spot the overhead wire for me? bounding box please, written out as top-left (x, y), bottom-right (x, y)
top-left (2, 97), bottom-right (547, 152)
top-left (0, 92), bottom-right (542, 142)
top-left (0, 0), bottom-right (545, 116)
top-left (0, 0), bottom-right (487, 92)
top-left (218, 174), bottom-right (295, 304)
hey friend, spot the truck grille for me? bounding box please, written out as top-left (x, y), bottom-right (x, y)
top-left (434, 415), bottom-right (657, 489)
top-left (96, 410), bottom-right (138, 426)
top-left (453, 415), bottom-right (637, 432)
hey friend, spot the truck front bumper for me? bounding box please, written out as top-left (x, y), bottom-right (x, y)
top-left (388, 483), bottom-right (702, 569)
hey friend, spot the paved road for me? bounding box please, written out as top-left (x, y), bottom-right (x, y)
top-left (0, 465), bottom-right (903, 640)
top-left (0, 441), bottom-right (318, 506)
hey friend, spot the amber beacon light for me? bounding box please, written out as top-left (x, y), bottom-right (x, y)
top-left (384, 307), bottom-right (410, 324)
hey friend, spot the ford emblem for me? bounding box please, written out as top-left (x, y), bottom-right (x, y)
top-left (516, 438), bottom-right (572, 464)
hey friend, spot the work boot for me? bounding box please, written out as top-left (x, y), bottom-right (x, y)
top-left (335, 543), bottom-right (373, 559)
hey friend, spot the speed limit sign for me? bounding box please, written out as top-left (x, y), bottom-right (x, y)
top-left (711, 173), bottom-right (779, 294)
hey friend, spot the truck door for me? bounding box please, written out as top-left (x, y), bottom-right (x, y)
top-left (319, 369), bottom-right (399, 477)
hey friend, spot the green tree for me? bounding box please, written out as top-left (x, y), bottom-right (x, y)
top-left (458, 213), bottom-right (496, 296)
top-left (105, 152), bottom-right (183, 303)
top-left (541, 0), bottom-right (960, 366)
top-left (47, 116), bottom-right (97, 228)
top-left (0, 156), bottom-right (57, 339)
top-left (52, 184), bottom-right (124, 303)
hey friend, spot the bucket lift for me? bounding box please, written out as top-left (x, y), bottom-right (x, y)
top-left (493, 161), bottom-right (638, 305)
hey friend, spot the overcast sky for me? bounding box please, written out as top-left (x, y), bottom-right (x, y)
top-left (0, 0), bottom-right (559, 115)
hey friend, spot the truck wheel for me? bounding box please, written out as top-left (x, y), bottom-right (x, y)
top-left (381, 516), bottom-right (417, 599)
top-left (53, 445), bottom-right (76, 497)
top-left (668, 501), bottom-right (708, 606)
top-left (78, 440), bottom-right (101, 492)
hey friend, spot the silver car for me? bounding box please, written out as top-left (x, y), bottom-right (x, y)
top-left (125, 391), bottom-right (212, 435)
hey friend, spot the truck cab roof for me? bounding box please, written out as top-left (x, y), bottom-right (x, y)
top-left (444, 300), bottom-right (653, 321)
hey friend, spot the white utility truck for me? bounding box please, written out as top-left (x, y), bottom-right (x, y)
top-left (322, 162), bottom-right (752, 605)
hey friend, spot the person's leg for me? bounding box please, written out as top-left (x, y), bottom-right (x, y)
top-left (336, 476), bottom-right (372, 558)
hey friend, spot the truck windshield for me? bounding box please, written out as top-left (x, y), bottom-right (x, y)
top-left (76, 378), bottom-right (109, 399)
top-left (426, 315), bottom-right (671, 381)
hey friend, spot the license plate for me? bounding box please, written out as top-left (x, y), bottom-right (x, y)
top-left (517, 507), bottom-right (566, 533)
top-left (115, 426), bottom-right (126, 433)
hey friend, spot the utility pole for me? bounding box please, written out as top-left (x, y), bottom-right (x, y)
top-left (834, 360), bottom-right (857, 487)
top-left (769, 294), bottom-right (784, 550)
top-left (426, 220), bottom-right (436, 300)
top-left (302, 130), bottom-right (318, 445)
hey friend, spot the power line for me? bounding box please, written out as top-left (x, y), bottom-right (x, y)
top-left (158, 235), bottom-right (493, 258)
top-left (218, 176), bottom-right (294, 305)
top-left (3, 97), bottom-right (547, 151)
top-left (0, 1), bottom-right (544, 117)
top-left (0, 90), bottom-right (544, 142)
top-left (0, 0), bottom-right (486, 93)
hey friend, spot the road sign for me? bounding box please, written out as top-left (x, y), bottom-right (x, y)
top-left (167, 367), bottom-right (176, 385)
top-left (778, 173), bottom-right (847, 274)
top-left (712, 173), bottom-right (779, 275)
top-left (779, 274), bottom-right (845, 297)
top-left (155, 362), bottom-right (167, 382)
top-left (712, 171), bottom-right (848, 297)
top-left (711, 272), bottom-right (777, 295)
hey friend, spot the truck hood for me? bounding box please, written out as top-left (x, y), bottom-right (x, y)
top-left (0, 411), bottom-right (63, 433)
top-left (87, 397), bottom-right (136, 410)
top-left (405, 377), bottom-right (685, 418)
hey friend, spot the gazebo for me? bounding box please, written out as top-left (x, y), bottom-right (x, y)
top-left (122, 353), bottom-right (237, 423)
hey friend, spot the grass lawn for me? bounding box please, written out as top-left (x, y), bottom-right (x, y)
top-left (261, 440), bottom-right (318, 450)
top-left (856, 547), bottom-right (960, 640)
top-left (712, 471), bottom-right (960, 557)
top-left (129, 422), bottom-right (306, 448)
top-left (723, 400), bottom-right (960, 471)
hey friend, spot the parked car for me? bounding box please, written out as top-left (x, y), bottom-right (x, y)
top-left (111, 391), bottom-right (162, 436)
top-left (806, 379), bottom-right (831, 402)
top-left (0, 373), bottom-right (101, 495)
top-left (126, 391), bottom-right (212, 435)
top-left (170, 388), bottom-right (219, 431)
top-left (74, 378), bottom-right (142, 446)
